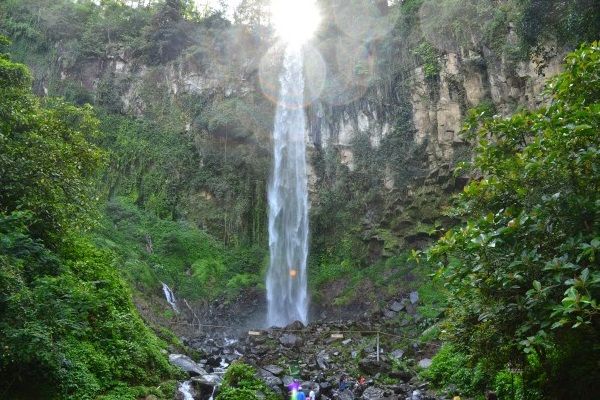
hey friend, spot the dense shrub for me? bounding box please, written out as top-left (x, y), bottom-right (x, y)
top-left (217, 362), bottom-right (279, 400)
top-left (427, 42), bottom-right (600, 398)
top-left (0, 38), bottom-right (177, 399)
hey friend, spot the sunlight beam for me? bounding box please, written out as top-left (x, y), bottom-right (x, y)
top-left (270, 0), bottom-right (321, 45)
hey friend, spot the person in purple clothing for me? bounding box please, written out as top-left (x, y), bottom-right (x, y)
top-left (288, 379), bottom-right (301, 400)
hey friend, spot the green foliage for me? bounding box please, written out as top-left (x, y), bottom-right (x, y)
top-left (422, 345), bottom-right (487, 396)
top-left (391, 0), bottom-right (600, 66)
top-left (140, 0), bottom-right (192, 65)
top-left (217, 362), bottom-right (280, 400)
top-left (520, 0), bottom-right (600, 50)
top-left (493, 370), bottom-right (527, 400)
top-left (0, 52), bottom-right (104, 243)
top-left (96, 197), bottom-right (265, 300)
top-left (0, 46), bottom-right (177, 399)
top-left (0, 214), bottom-right (177, 399)
top-left (424, 345), bottom-right (543, 399)
top-left (412, 41), bottom-right (441, 80)
top-left (427, 42), bottom-right (600, 397)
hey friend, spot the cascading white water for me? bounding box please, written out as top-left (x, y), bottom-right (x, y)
top-left (178, 381), bottom-right (195, 400)
top-left (161, 282), bottom-right (179, 313)
top-left (266, 44), bottom-right (310, 327)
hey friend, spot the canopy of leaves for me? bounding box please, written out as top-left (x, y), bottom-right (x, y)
top-left (428, 42), bottom-right (600, 398)
top-left (0, 39), bottom-right (177, 399)
top-left (0, 42), bottom-right (104, 243)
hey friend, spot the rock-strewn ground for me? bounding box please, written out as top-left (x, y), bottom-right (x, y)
top-left (172, 293), bottom-right (446, 400)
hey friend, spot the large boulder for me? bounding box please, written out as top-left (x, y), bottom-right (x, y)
top-left (280, 333), bottom-right (302, 347)
top-left (263, 364), bottom-right (285, 376)
top-left (362, 386), bottom-right (385, 400)
top-left (389, 370), bottom-right (413, 383)
top-left (319, 381), bottom-right (333, 396)
top-left (169, 354), bottom-right (207, 377)
top-left (258, 368), bottom-right (284, 390)
top-left (316, 350), bottom-right (331, 370)
top-left (337, 390), bottom-right (354, 400)
top-left (390, 349), bottom-right (405, 360)
top-left (285, 320), bottom-right (305, 331)
top-left (358, 358), bottom-right (391, 375)
top-left (409, 291), bottom-right (419, 304)
top-left (191, 373), bottom-right (222, 399)
top-left (410, 389), bottom-right (423, 400)
top-left (389, 301), bottom-right (405, 312)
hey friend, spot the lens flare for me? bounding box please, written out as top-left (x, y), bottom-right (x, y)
top-left (270, 0), bottom-right (321, 45)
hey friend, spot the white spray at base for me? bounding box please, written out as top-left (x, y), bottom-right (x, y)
top-left (161, 282), bottom-right (179, 313)
top-left (266, 44), bottom-right (310, 327)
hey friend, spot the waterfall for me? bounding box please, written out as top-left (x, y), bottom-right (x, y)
top-left (161, 282), bottom-right (179, 313)
top-left (178, 381), bottom-right (195, 400)
top-left (266, 44), bottom-right (310, 327)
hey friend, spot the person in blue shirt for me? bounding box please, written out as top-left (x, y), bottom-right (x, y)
top-left (339, 374), bottom-right (348, 391)
top-left (297, 389), bottom-right (306, 400)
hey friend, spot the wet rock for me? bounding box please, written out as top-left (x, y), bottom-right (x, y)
top-left (250, 345), bottom-right (269, 356)
top-left (362, 386), bottom-right (385, 400)
top-left (405, 303), bottom-right (417, 315)
top-left (319, 381), bottom-right (332, 395)
top-left (389, 301), bottom-right (405, 312)
top-left (389, 370), bottom-right (413, 383)
top-left (191, 373), bottom-right (222, 395)
top-left (206, 355), bottom-right (222, 367)
top-left (359, 358), bottom-right (391, 375)
top-left (409, 292), bottom-right (419, 304)
top-left (337, 390), bottom-right (354, 400)
top-left (390, 384), bottom-right (412, 396)
top-left (280, 333), bottom-right (302, 347)
top-left (285, 320), bottom-right (305, 331)
top-left (263, 365), bottom-right (285, 376)
top-left (250, 335), bottom-right (267, 345)
top-left (258, 369), bottom-right (283, 389)
top-left (169, 354), bottom-right (207, 377)
top-left (316, 350), bottom-right (331, 370)
top-left (418, 359), bottom-right (432, 369)
top-left (410, 389), bottom-right (423, 400)
top-left (390, 349), bottom-right (405, 360)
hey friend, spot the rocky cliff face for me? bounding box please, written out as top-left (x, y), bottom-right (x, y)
top-left (307, 47), bottom-right (563, 182)
top-left (21, 3), bottom-right (566, 267)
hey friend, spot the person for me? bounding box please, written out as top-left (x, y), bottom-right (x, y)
top-left (354, 375), bottom-right (367, 396)
top-left (297, 388), bottom-right (306, 400)
top-left (357, 376), bottom-right (366, 387)
top-left (308, 388), bottom-right (316, 400)
top-left (339, 374), bottom-right (348, 391)
top-left (288, 379), bottom-right (301, 400)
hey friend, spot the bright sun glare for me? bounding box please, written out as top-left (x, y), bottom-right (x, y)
top-left (270, 0), bottom-right (321, 45)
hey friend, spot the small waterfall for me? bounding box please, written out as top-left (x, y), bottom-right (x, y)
top-left (266, 44), bottom-right (310, 327)
top-left (178, 380), bottom-right (195, 400)
top-left (208, 385), bottom-right (217, 400)
top-left (161, 282), bottom-right (179, 313)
